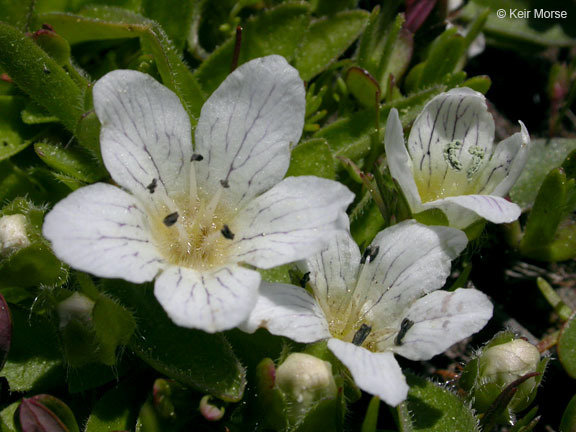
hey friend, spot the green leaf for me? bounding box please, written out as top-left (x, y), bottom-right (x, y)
top-left (85, 375), bottom-right (149, 432)
top-left (21, 100), bottom-right (60, 125)
top-left (346, 67), bottom-right (380, 108)
top-left (0, 0), bottom-right (34, 31)
top-left (259, 264), bottom-right (292, 284)
top-left (39, 8), bottom-right (206, 123)
top-left (560, 394), bottom-right (576, 432)
top-left (520, 168), bottom-right (567, 252)
top-left (398, 373), bottom-right (480, 432)
top-left (105, 281), bottom-right (246, 401)
top-left (558, 313), bottom-right (576, 379)
top-left (141, 0), bottom-right (194, 51)
top-left (34, 141), bottom-right (106, 183)
top-left (91, 295), bottom-right (136, 366)
top-left (195, 2), bottom-right (311, 94)
top-left (310, 0), bottom-right (358, 16)
top-left (417, 28), bottom-right (466, 90)
top-left (0, 245), bottom-right (67, 290)
top-left (0, 22), bottom-right (84, 133)
top-left (294, 10), bottom-right (370, 81)
top-left (351, 196), bottom-right (385, 248)
top-left (0, 401), bottom-right (19, 432)
top-left (413, 208), bottom-right (449, 226)
top-left (2, 308), bottom-right (65, 392)
top-left (510, 138), bottom-right (576, 209)
top-left (314, 86), bottom-right (444, 163)
top-left (0, 96), bottom-right (36, 161)
top-left (286, 138), bottom-right (336, 179)
top-left (361, 396), bottom-right (380, 432)
top-left (461, 75), bottom-right (492, 94)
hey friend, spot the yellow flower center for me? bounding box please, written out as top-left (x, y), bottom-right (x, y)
top-left (413, 141), bottom-right (486, 203)
top-left (325, 305), bottom-right (396, 352)
top-left (149, 191), bottom-right (237, 270)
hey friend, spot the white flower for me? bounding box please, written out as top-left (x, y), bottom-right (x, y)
top-left (242, 221), bottom-right (493, 406)
top-left (43, 56), bottom-right (354, 333)
top-left (385, 88), bottom-right (530, 229)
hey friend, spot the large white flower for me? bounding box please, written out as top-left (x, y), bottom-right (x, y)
top-left (243, 221), bottom-right (493, 406)
top-left (385, 88), bottom-right (530, 229)
top-left (43, 56), bottom-right (354, 333)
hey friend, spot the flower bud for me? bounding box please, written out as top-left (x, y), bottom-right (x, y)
top-left (199, 395), bottom-right (225, 422)
top-left (57, 292), bottom-right (94, 328)
top-left (256, 352), bottom-right (342, 431)
top-left (461, 336), bottom-right (545, 420)
top-left (479, 339), bottom-right (540, 387)
top-left (0, 214), bottom-right (30, 255)
top-left (275, 353), bottom-right (338, 420)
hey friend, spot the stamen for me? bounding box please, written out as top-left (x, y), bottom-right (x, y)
top-left (352, 323), bottom-right (372, 346)
top-left (191, 153), bottom-right (204, 161)
top-left (189, 162), bottom-right (198, 202)
top-left (443, 140), bottom-right (463, 171)
top-left (220, 179), bottom-right (230, 188)
top-left (163, 211), bottom-right (179, 227)
top-left (221, 224), bottom-right (235, 240)
top-left (206, 186), bottom-right (223, 216)
top-left (394, 318), bottom-right (414, 346)
top-left (147, 178), bottom-right (157, 194)
top-left (360, 246), bottom-right (380, 264)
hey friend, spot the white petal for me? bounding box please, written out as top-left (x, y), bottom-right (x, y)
top-left (384, 108), bottom-right (422, 211)
top-left (327, 338), bottom-right (408, 406)
top-left (93, 70), bottom-right (192, 206)
top-left (231, 176), bottom-right (354, 269)
top-left (194, 56), bottom-right (306, 209)
top-left (478, 121), bottom-right (530, 196)
top-left (43, 183), bottom-right (165, 283)
top-left (408, 88), bottom-right (495, 201)
top-left (428, 194), bottom-right (521, 227)
top-left (354, 220), bottom-right (467, 325)
top-left (154, 265), bottom-right (260, 333)
top-left (300, 230), bottom-right (361, 317)
top-left (393, 288), bottom-right (493, 361)
top-left (240, 282), bottom-right (331, 343)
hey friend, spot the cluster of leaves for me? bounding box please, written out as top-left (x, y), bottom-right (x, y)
top-left (0, 0), bottom-right (575, 431)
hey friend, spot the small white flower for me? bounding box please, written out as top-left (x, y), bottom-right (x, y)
top-left (43, 56), bottom-right (354, 333)
top-left (385, 88), bottom-right (530, 229)
top-left (242, 221), bottom-right (493, 406)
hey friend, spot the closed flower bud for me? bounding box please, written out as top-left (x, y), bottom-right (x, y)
top-left (461, 336), bottom-right (546, 419)
top-left (479, 339), bottom-right (540, 386)
top-left (0, 214), bottom-right (30, 255)
top-left (276, 352), bottom-right (337, 419)
top-left (57, 292), bottom-right (94, 328)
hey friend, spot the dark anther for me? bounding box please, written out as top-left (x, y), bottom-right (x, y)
top-left (221, 224), bottom-right (235, 240)
top-left (352, 323), bottom-right (372, 346)
top-left (394, 318), bottom-right (414, 346)
top-left (163, 212), bottom-right (179, 227)
top-left (360, 245), bottom-right (380, 264)
top-left (191, 153), bottom-right (204, 162)
top-left (147, 178), bottom-right (157, 194)
top-left (220, 179), bottom-right (230, 188)
top-left (300, 272), bottom-right (310, 288)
